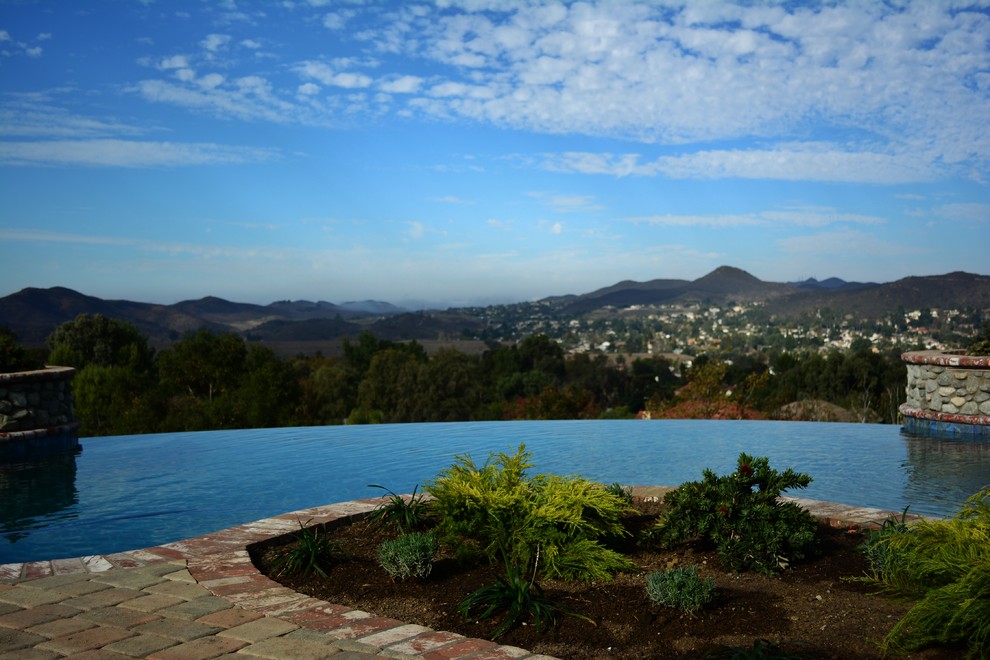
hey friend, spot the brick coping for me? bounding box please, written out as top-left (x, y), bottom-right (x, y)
top-left (901, 349), bottom-right (990, 368)
top-left (0, 490), bottom-right (929, 659)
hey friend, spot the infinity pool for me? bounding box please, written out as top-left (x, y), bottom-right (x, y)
top-left (2, 420), bottom-right (989, 564)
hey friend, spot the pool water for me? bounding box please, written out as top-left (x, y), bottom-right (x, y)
top-left (2, 420), bottom-right (989, 564)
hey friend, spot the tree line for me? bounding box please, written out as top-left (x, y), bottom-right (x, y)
top-left (1, 314), bottom-right (919, 437)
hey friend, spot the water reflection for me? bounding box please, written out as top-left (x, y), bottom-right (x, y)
top-left (903, 433), bottom-right (990, 516)
top-left (0, 442), bottom-right (81, 544)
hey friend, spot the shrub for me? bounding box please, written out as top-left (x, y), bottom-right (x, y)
top-left (857, 487), bottom-right (990, 658)
top-left (645, 565), bottom-right (717, 613)
top-left (647, 453), bottom-right (818, 575)
top-left (457, 551), bottom-right (590, 639)
top-left (270, 520), bottom-right (342, 578)
top-left (377, 531), bottom-right (438, 581)
top-left (368, 483), bottom-right (429, 533)
top-left (858, 506), bottom-right (911, 580)
top-left (427, 444), bottom-right (635, 581)
top-left (605, 482), bottom-right (633, 505)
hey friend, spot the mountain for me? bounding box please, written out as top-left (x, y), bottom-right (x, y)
top-left (765, 271), bottom-right (990, 319)
top-left (0, 288), bottom-right (404, 345)
top-left (557, 266), bottom-right (793, 314)
top-left (792, 277), bottom-right (875, 292)
top-left (3, 268), bottom-right (988, 346)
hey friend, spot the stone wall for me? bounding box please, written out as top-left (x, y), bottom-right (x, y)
top-left (0, 367), bottom-right (77, 438)
top-left (900, 350), bottom-right (990, 439)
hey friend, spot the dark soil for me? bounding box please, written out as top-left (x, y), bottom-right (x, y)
top-left (251, 501), bottom-right (961, 659)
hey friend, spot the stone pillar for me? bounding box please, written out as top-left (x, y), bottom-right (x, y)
top-left (900, 350), bottom-right (990, 439)
top-left (0, 366), bottom-right (80, 456)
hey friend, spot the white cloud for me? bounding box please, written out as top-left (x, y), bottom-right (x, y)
top-left (932, 203), bottom-right (990, 223)
top-left (540, 146), bottom-right (938, 184)
top-left (201, 34), bottom-right (231, 52)
top-left (25, 46), bottom-right (42, 57)
top-left (378, 75), bottom-right (423, 94)
top-left (0, 139), bottom-right (279, 167)
top-left (158, 54), bottom-right (189, 70)
top-left (407, 221), bottom-right (425, 239)
top-left (295, 61), bottom-right (373, 89)
top-left (529, 192), bottom-right (604, 213)
top-left (297, 82), bottom-right (320, 96)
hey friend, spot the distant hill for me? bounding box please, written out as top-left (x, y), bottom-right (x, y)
top-left (0, 288), bottom-right (404, 345)
top-left (765, 271), bottom-right (990, 319)
top-left (3, 267), bottom-right (988, 346)
top-left (557, 266), bottom-right (793, 314)
top-left (791, 277), bottom-right (875, 292)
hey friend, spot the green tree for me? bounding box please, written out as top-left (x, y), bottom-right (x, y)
top-left (47, 315), bottom-right (157, 436)
top-left (47, 314), bottom-right (154, 372)
top-left (156, 329), bottom-right (249, 430)
top-left (355, 348), bottom-right (426, 423)
top-left (0, 326), bottom-right (44, 372)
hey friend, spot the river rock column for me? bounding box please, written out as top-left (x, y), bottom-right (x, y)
top-left (900, 350), bottom-right (990, 439)
top-left (0, 366), bottom-right (79, 454)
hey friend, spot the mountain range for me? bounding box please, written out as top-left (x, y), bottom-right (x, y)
top-left (2, 266), bottom-right (988, 346)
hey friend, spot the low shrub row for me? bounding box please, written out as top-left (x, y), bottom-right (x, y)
top-left (270, 446), bottom-right (988, 657)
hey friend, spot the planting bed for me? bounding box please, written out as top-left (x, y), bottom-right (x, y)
top-left (252, 499), bottom-right (961, 659)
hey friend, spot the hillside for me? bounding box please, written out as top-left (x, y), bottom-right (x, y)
top-left (2, 268), bottom-right (988, 346)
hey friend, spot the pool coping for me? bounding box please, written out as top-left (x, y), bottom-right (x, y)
top-left (0, 488), bottom-right (927, 659)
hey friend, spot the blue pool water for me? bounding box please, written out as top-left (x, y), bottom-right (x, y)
top-left (2, 420), bottom-right (989, 564)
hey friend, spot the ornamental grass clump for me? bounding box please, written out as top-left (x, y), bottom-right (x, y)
top-left (426, 443), bottom-right (635, 582)
top-left (646, 565), bottom-right (717, 613)
top-left (376, 531), bottom-right (438, 581)
top-left (647, 453), bottom-right (818, 575)
top-left (856, 487), bottom-right (990, 659)
top-left (367, 483), bottom-right (430, 533)
top-left (270, 519), bottom-right (342, 578)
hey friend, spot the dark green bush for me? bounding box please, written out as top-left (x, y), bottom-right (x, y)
top-left (376, 531), bottom-right (438, 581)
top-left (647, 453), bottom-right (818, 575)
top-left (645, 565), bottom-right (717, 613)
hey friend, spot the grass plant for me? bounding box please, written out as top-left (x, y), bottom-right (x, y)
top-left (645, 565), bottom-right (717, 613)
top-left (855, 487), bottom-right (990, 658)
top-left (376, 531), bottom-right (438, 581)
top-left (270, 519), bottom-right (342, 578)
top-left (368, 483), bottom-right (429, 533)
top-left (457, 548), bottom-right (591, 639)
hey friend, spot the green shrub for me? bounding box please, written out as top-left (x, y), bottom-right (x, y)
top-left (647, 453), bottom-right (818, 575)
top-left (858, 506), bottom-right (911, 580)
top-left (857, 487), bottom-right (990, 658)
top-left (457, 551), bottom-right (590, 639)
top-left (377, 531), bottom-right (438, 581)
top-left (645, 565), bottom-right (717, 613)
top-left (427, 444), bottom-right (635, 581)
top-left (270, 520), bottom-right (342, 578)
top-left (368, 483), bottom-right (429, 533)
top-left (604, 482), bottom-right (633, 505)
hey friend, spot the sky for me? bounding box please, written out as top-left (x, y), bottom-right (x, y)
top-left (1, 1), bottom-right (989, 309)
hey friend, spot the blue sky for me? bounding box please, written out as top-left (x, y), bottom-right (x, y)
top-left (1, 1), bottom-right (988, 308)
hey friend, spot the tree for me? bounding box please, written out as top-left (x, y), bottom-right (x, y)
top-left (47, 315), bottom-right (157, 436)
top-left (47, 314), bottom-right (154, 372)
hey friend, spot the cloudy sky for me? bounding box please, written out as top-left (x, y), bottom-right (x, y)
top-left (1, 1), bottom-right (988, 308)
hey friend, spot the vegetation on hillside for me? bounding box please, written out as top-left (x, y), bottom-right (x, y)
top-left (0, 313), bottom-right (928, 436)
